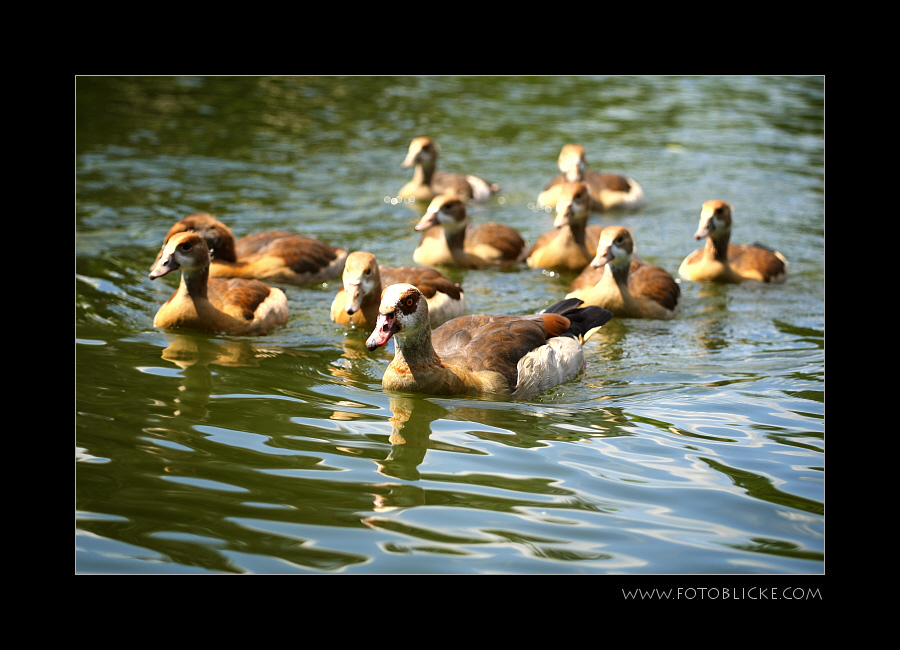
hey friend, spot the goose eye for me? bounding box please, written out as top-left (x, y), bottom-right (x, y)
top-left (405, 298), bottom-right (414, 307)
top-left (614, 236), bottom-right (623, 244)
top-left (179, 242), bottom-right (192, 251)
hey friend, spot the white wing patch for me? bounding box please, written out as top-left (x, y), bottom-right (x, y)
top-left (512, 337), bottom-right (584, 400)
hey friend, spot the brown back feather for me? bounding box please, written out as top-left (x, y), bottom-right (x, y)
top-left (629, 260), bottom-right (682, 311)
top-left (429, 301), bottom-right (611, 391)
top-left (728, 244), bottom-right (786, 281)
top-left (381, 266), bottom-right (462, 301)
top-left (587, 171), bottom-right (632, 193)
top-left (467, 222), bottom-right (527, 260)
top-left (432, 172), bottom-right (475, 201)
top-left (208, 278), bottom-right (272, 321)
top-left (236, 232), bottom-right (340, 274)
top-left (234, 230), bottom-right (296, 254)
top-left (433, 316), bottom-right (550, 389)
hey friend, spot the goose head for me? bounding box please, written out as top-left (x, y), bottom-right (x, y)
top-left (402, 137), bottom-right (439, 169)
top-left (553, 181), bottom-right (591, 229)
top-left (149, 231), bottom-right (211, 280)
top-left (341, 251), bottom-right (381, 315)
top-left (590, 226), bottom-right (634, 270)
top-left (694, 200), bottom-right (733, 240)
top-left (558, 144), bottom-right (587, 183)
top-left (366, 283), bottom-right (429, 351)
top-left (415, 194), bottom-right (468, 235)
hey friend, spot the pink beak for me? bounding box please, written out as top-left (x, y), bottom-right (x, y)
top-left (591, 246), bottom-right (613, 268)
top-left (554, 205), bottom-right (572, 229)
top-left (149, 255), bottom-right (178, 280)
top-left (344, 283), bottom-right (363, 314)
top-left (366, 311), bottom-right (399, 351)
top-left (694, 219), bottom-right (713, 240)
top-left (401, 149), bottom-right (419, 169)
top-left (415, 211), bottom-right (439, 232)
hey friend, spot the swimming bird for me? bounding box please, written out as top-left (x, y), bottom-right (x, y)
top-left (399, 137), bottom-right (499, 204)
top-left (527, 181), bottom-right (605, 273)
top-left (155, 213), bottom-right (347, 286)
top-left (413, 195), bottom-right (529, 269)
top-left (365, 283), bottom-right (613, 399)
top-left (678, 200), bottom-right (788, 283)
top-left (331, 251), bottom-right (465, 329)
top-left (538, 144), bottom-right (644, 212)
top-left (149, 231), bottom-right (289, 336)
top-left (567, 226), bottom-right (681, 320)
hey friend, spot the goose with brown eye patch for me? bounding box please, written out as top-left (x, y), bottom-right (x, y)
top-left (365, 283), bottom-right (613, 399)
top-left (393, 288), bottom-right (421, 318)
top-left (398, 136), bottom-right (499, 205)
top-left (148, 230), bottom-right (289, 336)
top-left (679, 200), bottom-right (788, 284)
top-left (152, 212), bottom-right (348, 287)
top-left (566, 225), bottom-right (682, 320)
top-left (537, 144), bottom-right (644, 212)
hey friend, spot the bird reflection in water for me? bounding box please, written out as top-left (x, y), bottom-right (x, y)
top-left (158, 332), bottom-right (284, 419)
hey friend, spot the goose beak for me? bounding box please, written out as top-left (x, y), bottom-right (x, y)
top-left (415, 211), bottom-right (439, 231)
top-left (553, 205), bottom-right (571, 229)
top-left (149, 254), bottom-right (178, 280)
top-left (344, 282), bottom-right (363, 314)
top-left (366, 311), bottom-right (400, 350)
top-left (401, 148), bottom-right (419, 169)
top-left (694, 215), bottom-right (714, 239)
top-left (590, 245), bottom-right (613, 268)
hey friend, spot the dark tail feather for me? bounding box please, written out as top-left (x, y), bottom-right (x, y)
top-left (565, 305), bottom-right (613, 339)
top-left (540, 298), bottom-right (613, 341)
top-left (541, 297), bottom-right (587, 316)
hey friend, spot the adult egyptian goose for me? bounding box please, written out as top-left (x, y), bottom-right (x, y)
top-left (538, 144), bottom-right (644, 212)
top-left (527, 181), bottom-right (605, 273)
top-left (566, 226), bottom-right (681, 320)
top-left (365, 283), bottom-right (613, 399)
top-left (149, 231), bottom-right (289, 336)
top-left (399, 137), bottom-right (499, 205)
top-left (678, 200), bottom-right (788, 283)
top-left (331, 251), bottom-right (465, 329)
top-left (155, 213), bottom-right (347, 286)
top-left (412, 195), bottom-right (529, 269)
